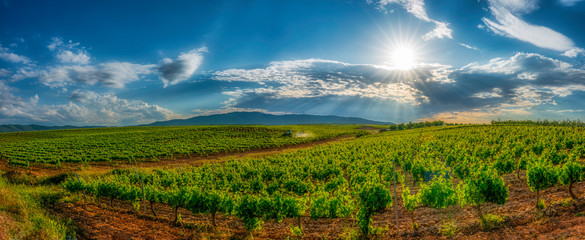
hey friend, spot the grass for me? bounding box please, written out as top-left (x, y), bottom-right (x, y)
top-left (440, 220), bottom-right (458, 238)
top-left (481, 214), bottom-right (507, 231)
top-left (0, 174), bottom-right (76, 239)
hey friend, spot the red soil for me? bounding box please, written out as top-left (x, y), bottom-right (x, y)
top-left (54, 171), bottom-right (585, 239)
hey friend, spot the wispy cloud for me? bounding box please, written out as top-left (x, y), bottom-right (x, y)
top-left (158, 47), bottom-right (207, 87)
top-left (0, 44), bottom-right (31, 64)
top-left (482, 0), bottom-right (577, 52)
top-left (377, 0), bottom-right (453, 41)
top-left (459, 43), bottom-right (479, 51)
top-left (558, 0), bottom-right (584, 6)
top-left (0, 68), bottom-right (10, 77)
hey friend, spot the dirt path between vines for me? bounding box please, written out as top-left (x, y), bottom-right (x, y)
top-left (0, 135), bottom-right (356, 181)
top-left (53, 170), bottom-right (585, 240)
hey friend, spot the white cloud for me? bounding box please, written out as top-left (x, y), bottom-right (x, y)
top-left (47, 37), bottom-right (91, 64)
top-left (379, 0), bottom-right (430, 20)
top-left (0, 85), bottom-right (178, 125)
top-left (40, 62), bottom-right (155, 88)
top-left (422, 21), bottom-right (453, 41)
top-left (9, 66), bottom-right (42, 82)
top-left (213, 59), bottom-right (451, 105)
top-left (461, 52), bottom-right (572, 74)
top-left (158, 47), bottom-right (207, 87)
top-left (483, 0), bottom-right (577, 52)
top-left (562, 48), bottom-right (585, 58)
top-left (0, 81), bottom-right (47, 123)
top-left (56, 50), bottom-right (90, 64)
top-left (517, 72), bottom-right (537, 80)
top-left (58, 90), bottom-right (178, 125)
top-left (473, 88), bottom-right (503, 99)
top-left (459, 43), bottom-right (479, 51)
top-left (559, 0), bottom-right (584, 6)
top-left (7, 39), bottom-right (206, 88)
top-left (0, 44), bottom-right (31, 64)
top-left (377, 0), bottom-right (453, 41)
top-left (47, 37), bottom-right (64, 51)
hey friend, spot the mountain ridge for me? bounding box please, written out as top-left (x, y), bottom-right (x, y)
top-left (0, 124), bottom-right (99, 133)
top-left (144, 112), bottom-right (393, 126)
top-left (0, 112), bottom-right (393, 133)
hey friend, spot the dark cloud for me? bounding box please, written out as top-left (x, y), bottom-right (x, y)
top-left (158, 47), bottom-right (207, 87)
top-left (211, 53), bottom-right (585, 123)
top-left (40, 62), bottom-right (154, 88)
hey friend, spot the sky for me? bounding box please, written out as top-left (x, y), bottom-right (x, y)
top-left (1, 0), bottom-right (585, 125)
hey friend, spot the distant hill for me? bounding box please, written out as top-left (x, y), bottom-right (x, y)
top-left (0, 124), bottom-right (96, 133)
top-left (144, 112), bottom-right (393, 126)
top-left (0, 113), bottom-right (392, 133)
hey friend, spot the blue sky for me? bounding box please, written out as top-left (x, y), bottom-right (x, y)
top-left (1, 0), bottom-right (585, 125)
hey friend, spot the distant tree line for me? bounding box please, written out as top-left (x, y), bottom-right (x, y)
top-left (388, 121), bottom-right (453, 131)
top-left (491, 119), bottom-right (585, 127)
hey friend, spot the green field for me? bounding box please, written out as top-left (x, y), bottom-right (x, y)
top-left (0, 125), bottom-right (363, 167)
top-left (62, 124), bottom-right (585, 236)
top-left (2, 123), bottom-right (585, 238)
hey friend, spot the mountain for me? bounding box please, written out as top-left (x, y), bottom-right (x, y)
top-left (0, 124), bottom-right (96, 133)
top-left (144, 112), bottom-right (393, 126)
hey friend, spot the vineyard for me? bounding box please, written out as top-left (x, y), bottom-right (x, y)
top-left (0, 125), bottom-right (362, 167)
top-left (55, 124), bottom-right (585, 239)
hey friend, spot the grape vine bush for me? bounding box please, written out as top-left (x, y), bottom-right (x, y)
top-left (357, 183), bottom-right (392, 235)
top-left (458, 166), bottom-right (508, 223)
top-left (527, 159), bottom-right (559, 209)
top-left (559, 160), bottom-right (585, 200)
top-left (59, 124), bottom-right (585, 236)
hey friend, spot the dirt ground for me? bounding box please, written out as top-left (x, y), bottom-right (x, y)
top-left (51, 171), bottom-right (585, 240)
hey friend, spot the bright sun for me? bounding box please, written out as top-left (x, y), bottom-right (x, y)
top-left (391, 46), bottom-right (416, 70)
